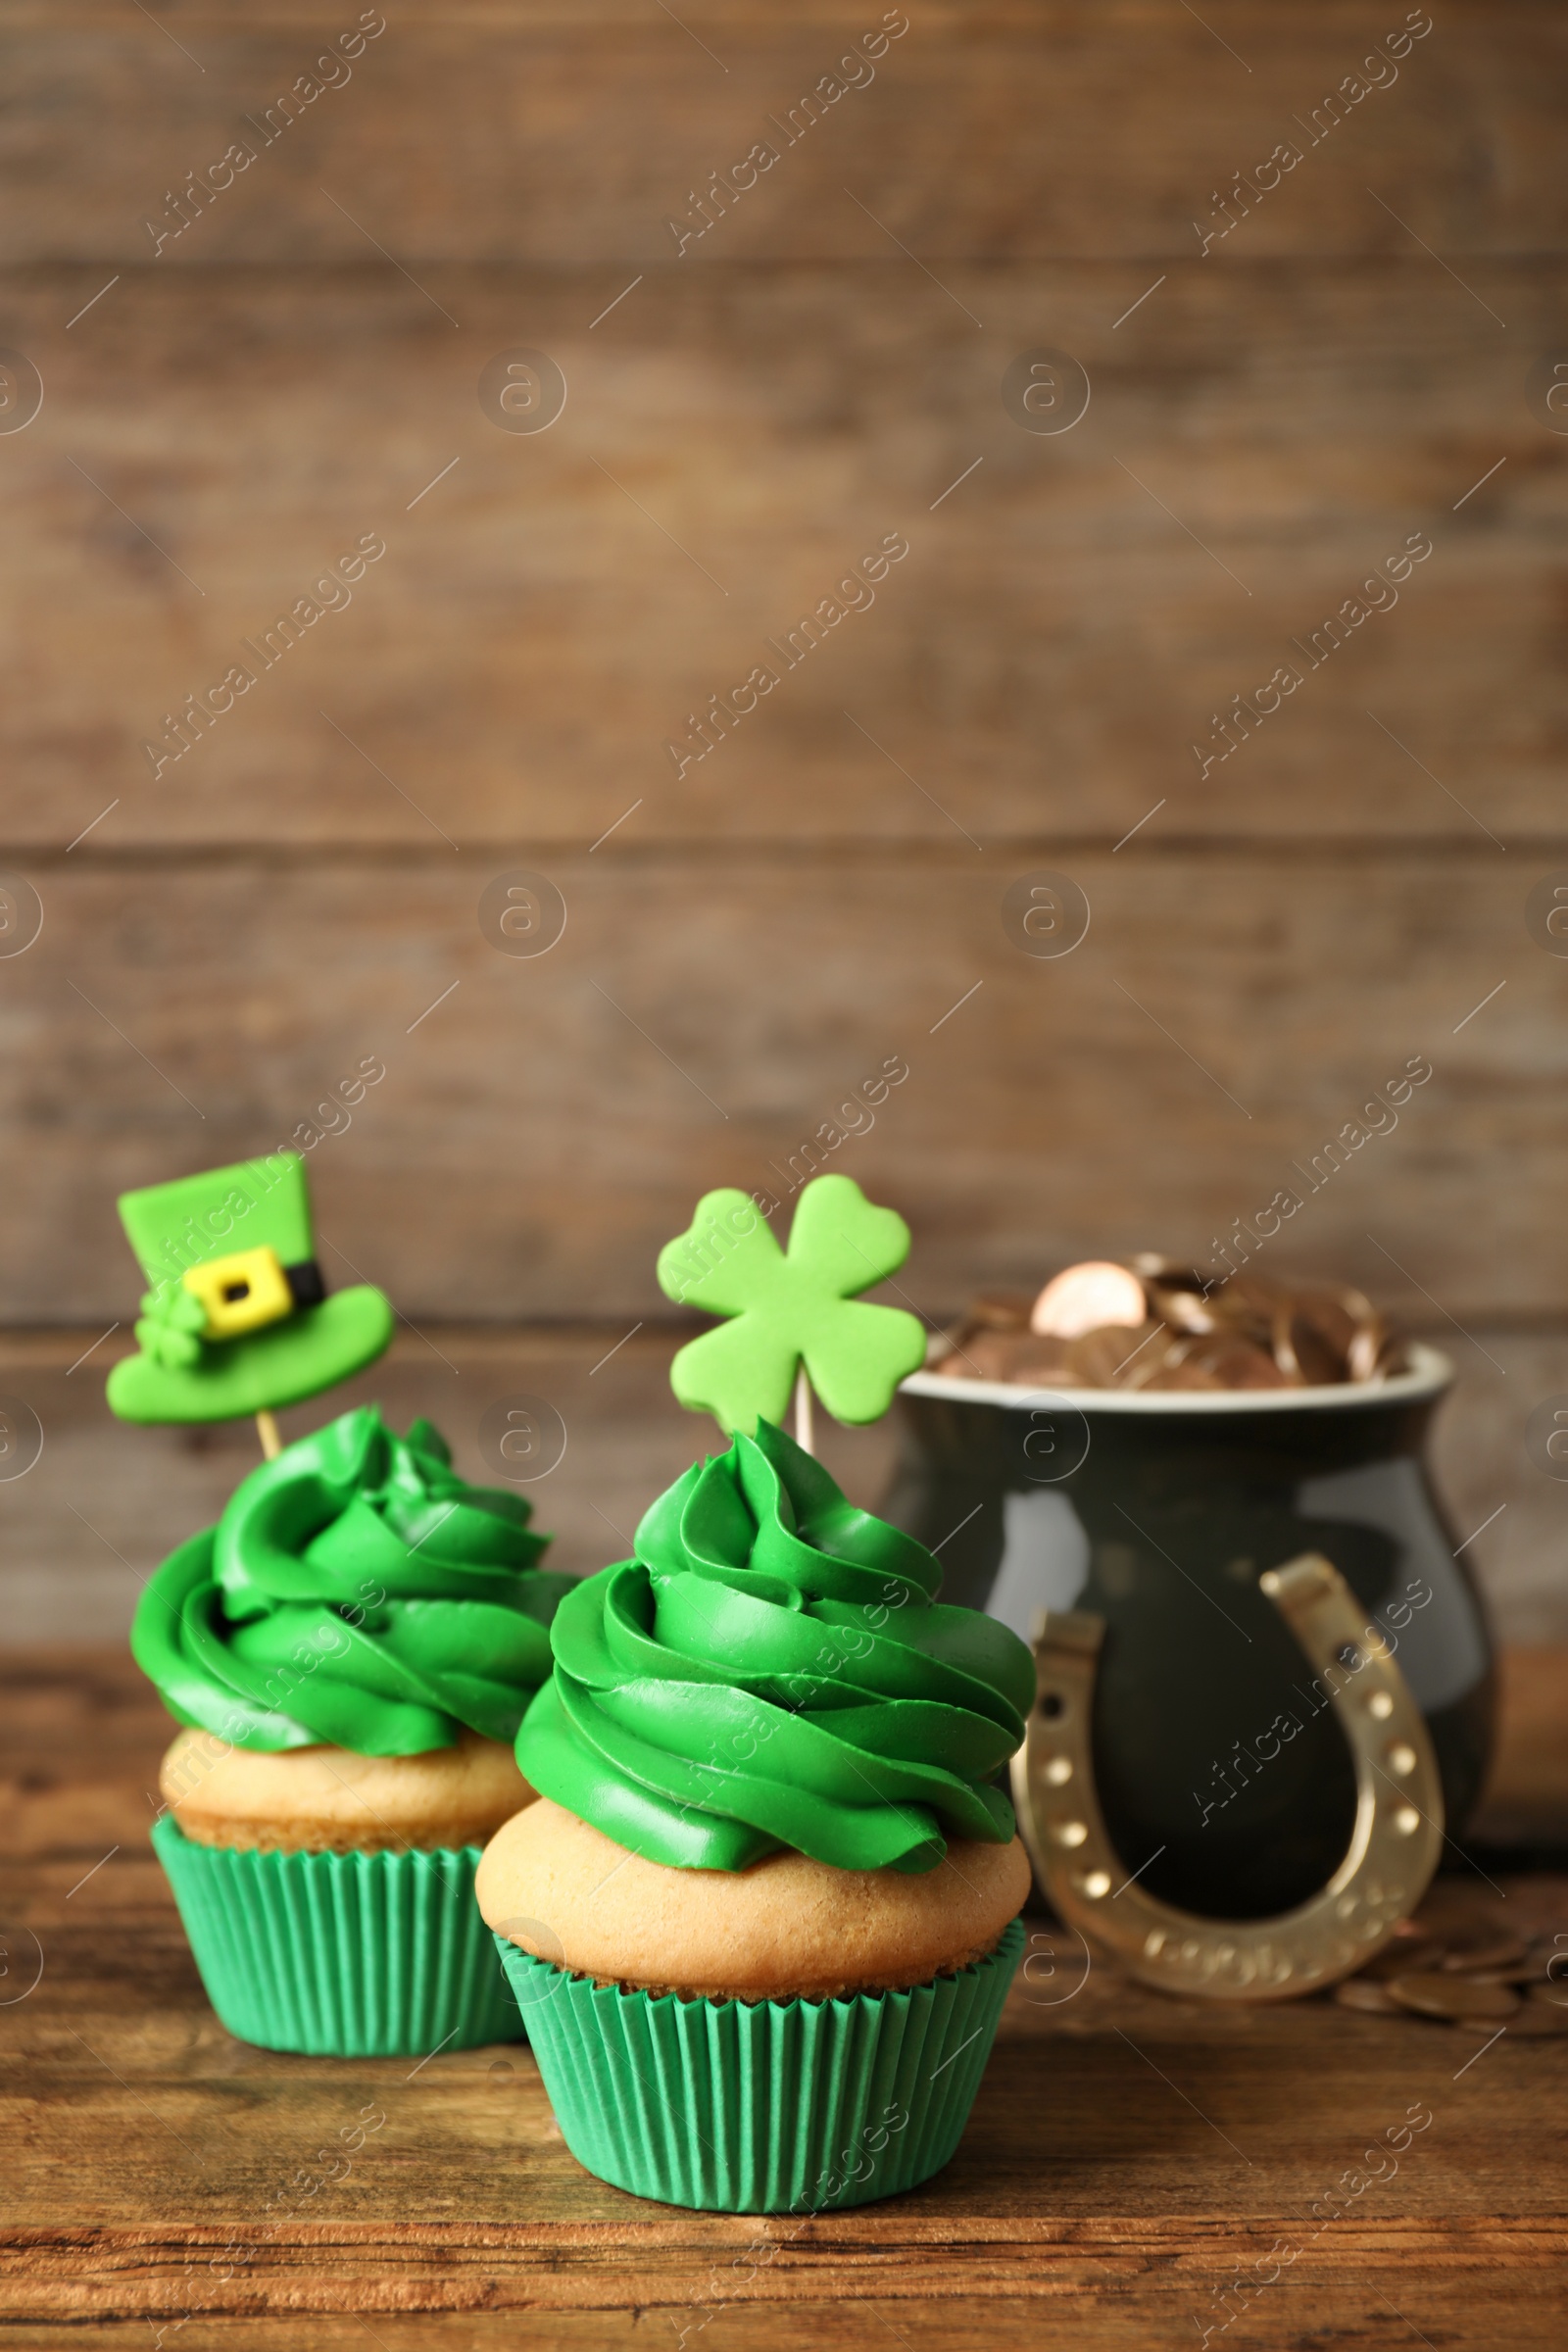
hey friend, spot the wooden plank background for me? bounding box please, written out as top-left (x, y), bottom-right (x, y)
top-left (0, 1), bottom-right (1565, 1640)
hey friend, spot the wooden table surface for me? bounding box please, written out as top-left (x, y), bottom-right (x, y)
top-left (5, 1646), bottom-right (1567, 2350)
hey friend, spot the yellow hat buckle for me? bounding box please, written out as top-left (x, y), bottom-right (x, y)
top-left (181, 1246), bottom-right (294, 1341)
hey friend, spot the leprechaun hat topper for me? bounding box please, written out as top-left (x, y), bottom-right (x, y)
top-left (106, 1152), bottom-right (394, 1426)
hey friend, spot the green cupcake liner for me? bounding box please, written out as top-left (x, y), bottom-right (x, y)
top-left (152, 1815), bottom-right (524, 2057)
top-left (496, 1915), bottom-right (1024, 2212)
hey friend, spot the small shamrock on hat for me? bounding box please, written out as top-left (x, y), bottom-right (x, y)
top-left (134, 1279), bottom-right (210, 1370)
top-left (657, 1173), bottom-right (927, 1437)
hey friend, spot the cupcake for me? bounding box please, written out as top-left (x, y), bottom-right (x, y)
top-left (477, 1418), bottom-right (1034, 2212)
top-left (133, 1404), bottom-right (572, 2056)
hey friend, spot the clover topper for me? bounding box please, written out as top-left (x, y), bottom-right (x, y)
top-left (657, 1174), bottom-right (926, 1448)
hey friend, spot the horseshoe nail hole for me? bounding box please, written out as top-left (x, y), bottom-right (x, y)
top-left (1044, 1757), bottom-right (1073, 1787)
top-left (1338, 1643), bottom-right (1361, 1670)
top-left (1075, 1869), bottom-right (1112, 1899)
top-left (1336, 1895), bottom-right (1359, 1920)
top-left (1387, 1741), bottom-right (1417, 1776)
top-left (1394, 1806), bottom-right (1420, 1838)
top-left (1037, 1692), bottom-right (1066, 1720)
top-left (1367, 1690), bottom-right (1395, 1721)
top-left (1054, 1820), bottom-right (1089, 1848)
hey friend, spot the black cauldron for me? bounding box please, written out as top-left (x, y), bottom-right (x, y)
top-left (881, 1347), bottom-right (1494, 1919)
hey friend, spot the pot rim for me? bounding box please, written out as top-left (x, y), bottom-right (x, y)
top-left (900, 1339), bottom-right (1454, 1415)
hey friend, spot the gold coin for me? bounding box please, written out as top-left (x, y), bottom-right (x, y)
top-left (1389, 1973), bottom-right (1520, 2022)
top-left (1031, 1262), bottom-right (1147, 1340)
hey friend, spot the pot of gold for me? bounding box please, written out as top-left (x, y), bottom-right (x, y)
top-left (881, 1258), bottom-right (1494, 1945)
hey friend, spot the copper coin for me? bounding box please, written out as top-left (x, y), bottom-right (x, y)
top-left (965, 1291), bottom-right (1034, 1333)
top-left (1150, 1335), bottom-right (1291, 1391)
top-left (1441, 1935), bottom-right (1528, 1975)
top-left (1361, 1938), bottom-right (1443, 1981)
top-left (1208, 1278), bottom-right (1281, 1359)
top-left (1317, 1284), bottom-right (1382, 1382)
top-left (956, 1260), bottom-right (1409, 1393)
top-left (1289, 1312), bottom-right (1348, 1386)
top-left (1334, 1977), bottom-right (1402, 2014)
top-left (1389, 1973), bottom-right (1520, 2022)
top-left (1066, 1322), bottom-right (1169, 1389)
top-left (1142, 1272), bottom-right (1220, 1337)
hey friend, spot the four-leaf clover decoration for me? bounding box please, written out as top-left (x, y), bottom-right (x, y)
top-left (657, 1174), bottom-right (927, 1435)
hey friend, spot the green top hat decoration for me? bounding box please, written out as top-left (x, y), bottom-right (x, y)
top-left (657, 1172), bottom-right (926, 1449)
top-left (107, 1152), bottom-right (394, 1453)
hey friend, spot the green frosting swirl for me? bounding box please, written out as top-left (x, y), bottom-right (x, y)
top-left (131, 1406), bottom-right (571, 1754)
top-left (515, 1420), bottom-right (1035, 1874)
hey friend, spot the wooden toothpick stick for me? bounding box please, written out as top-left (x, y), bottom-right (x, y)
top-left (793, 1366), bottom-right (814, 1456)
top-left (255, 1409), bottom-right (282, 1460)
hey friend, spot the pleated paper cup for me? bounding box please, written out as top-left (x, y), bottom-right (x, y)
top-left (152, 1815), bottom-right (523, 2057)
top-left (496, 1915), bottom-right (1023, 2212)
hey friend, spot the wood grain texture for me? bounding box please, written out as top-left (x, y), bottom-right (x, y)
top-left (2, 1646), bottom-right (1566, 2349)
top-left (1470, 1645), bottom-right (1568, 1844)
top-left (9, 2309), bottom-right (1568, 2352)
top-left (0, 849), bottom-right (1551, 1319)
top-left (0, 0), bottom-right (1563, 1685)
top-left (3, 4), bottom-right (1565, 265)
top-left (7, 2312), bottom-right (1568, 2352)
top-left (2, 264), bottom-right (1563, 851)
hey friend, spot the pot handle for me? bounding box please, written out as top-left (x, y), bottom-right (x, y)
top-left (1009, 1551), bottom-right (1445, 2002)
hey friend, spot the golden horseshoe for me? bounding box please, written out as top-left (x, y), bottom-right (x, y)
top-left (1009, 1552), bottom-right (1446, 2002)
